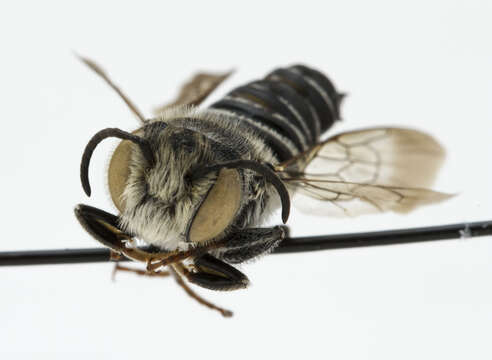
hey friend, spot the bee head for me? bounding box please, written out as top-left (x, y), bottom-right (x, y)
top-left (80, 120), bottom-right (288, 250)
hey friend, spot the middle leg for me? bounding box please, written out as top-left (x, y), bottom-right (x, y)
top-left (217, 225), bottom-right (288, 264)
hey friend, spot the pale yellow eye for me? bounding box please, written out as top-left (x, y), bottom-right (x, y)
top-left (108, 139), bottom-right (133, 212)
top-left (188, 168), bottom-right (242, 244)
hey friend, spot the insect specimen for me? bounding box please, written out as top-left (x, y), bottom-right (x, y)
top-left (74, 57), bottom-right (451, 316)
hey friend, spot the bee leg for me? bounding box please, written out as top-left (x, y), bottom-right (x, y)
top-left (219, 225), bottom-right (288, 264)
top-left (75, 204), bottom-right (180, 264)
top-left (74, 204), bottom-right (130, 252)
top-left (177, 253), bottom-right (250, 291)
top-left (171, 263), bottom-right (233, 318)
top-left (112, 264), bottom-right (171, 281)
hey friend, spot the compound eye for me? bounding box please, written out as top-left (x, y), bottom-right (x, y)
top-left (108, 139), bottom-right (133, 212)
top-left (187, 168), bottom-right (242, 244)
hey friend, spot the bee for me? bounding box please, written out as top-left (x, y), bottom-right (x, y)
top-left (75, 57), bottom-right (450, 317)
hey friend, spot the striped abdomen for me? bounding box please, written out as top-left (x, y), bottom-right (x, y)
top-left (210, 64), bottom-right (344, 162)
top-left (165, 65), bottom-right (343, 232)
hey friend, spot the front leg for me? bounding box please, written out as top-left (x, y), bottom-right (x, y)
top-left (217, 226), bottom-right (287, 264)
top-left (75, 204), bottom-right (176, 263)
top-left (177, 254), bottom-right (250, 291)
top-left (74, 204), bottom-right (128, 251)
top-left (75, 204), bottom-right (234, 269)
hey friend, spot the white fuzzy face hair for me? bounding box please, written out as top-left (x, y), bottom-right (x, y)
top-left (117, 123), bottom-right (225, 251)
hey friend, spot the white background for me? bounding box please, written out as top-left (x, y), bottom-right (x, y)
top-left (1, 1), bottom-right (491, 358)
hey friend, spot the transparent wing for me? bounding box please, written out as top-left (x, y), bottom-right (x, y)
top-left (153, 70), bottom-right (233, 114)
top-left (277, 127), bottom-right (451, 216)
